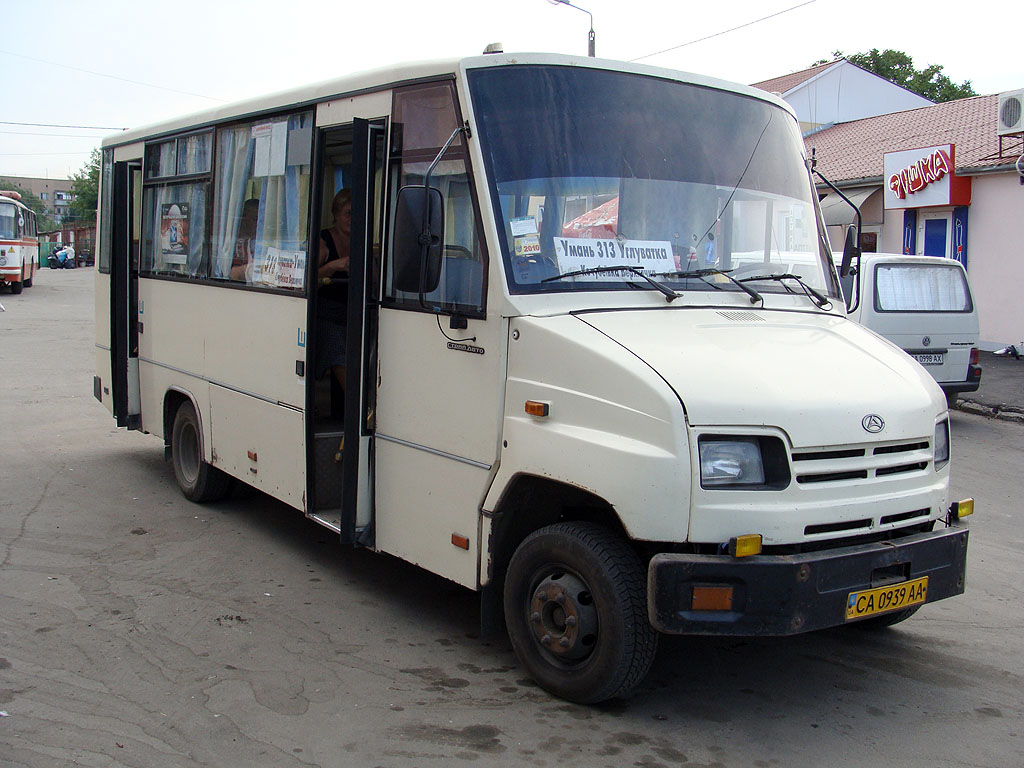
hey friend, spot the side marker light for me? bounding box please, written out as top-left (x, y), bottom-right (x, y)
top-left (525, 401), bottom-right (549, 417)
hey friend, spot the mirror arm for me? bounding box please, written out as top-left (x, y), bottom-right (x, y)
top-left (811, 157), bottom-right (861, 279)
top-left (418, 123), bottom-right (470, 310)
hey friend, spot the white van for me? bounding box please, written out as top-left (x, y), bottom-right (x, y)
top-left (837, 252), bottom-right (981, 406)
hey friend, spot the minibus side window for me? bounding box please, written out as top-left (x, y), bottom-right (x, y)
top-left (384, 83), bottom-right (486, 315)
top-left (209, 112), bottom-right (313, 291)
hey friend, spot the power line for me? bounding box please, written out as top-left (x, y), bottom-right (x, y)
top-left (1, 130), bottom-right (107, 138)
top-left (0, 151), bottom-right (94, 157)
top-left (630, 0), bottom-right (820, 62)
top-left (0, 48), bottom-right (226, 102)
top-left (0, 121), bottom-right (126, 130)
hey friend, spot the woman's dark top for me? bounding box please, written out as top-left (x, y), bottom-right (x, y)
top-left (319, 229), bottom-right (349, 304)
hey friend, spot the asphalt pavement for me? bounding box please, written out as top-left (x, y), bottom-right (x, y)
top-left (954, 350), bottom-right (1024, 423)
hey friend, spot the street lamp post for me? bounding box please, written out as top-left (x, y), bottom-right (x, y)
top-left (547, 0), bottom-right (595, 57)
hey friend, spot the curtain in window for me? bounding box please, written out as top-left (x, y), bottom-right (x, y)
top-left (212, 126), bottom-right (255, 278)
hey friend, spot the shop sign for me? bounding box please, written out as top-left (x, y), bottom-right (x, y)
top-left (883, 144), bottom-right (971, 209)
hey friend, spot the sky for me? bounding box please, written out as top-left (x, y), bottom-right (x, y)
top-left (2, 0), bottom-right (1019, 180)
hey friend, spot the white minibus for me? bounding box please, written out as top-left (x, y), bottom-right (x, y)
top-left (95, 53), bottom-right (972, 703)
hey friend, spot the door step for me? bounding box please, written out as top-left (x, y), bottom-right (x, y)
top-left (308, 510), bottom-right (341, 533)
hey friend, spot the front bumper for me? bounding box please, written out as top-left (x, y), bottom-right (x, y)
top-left (648, 525), bottom-right (968, 635)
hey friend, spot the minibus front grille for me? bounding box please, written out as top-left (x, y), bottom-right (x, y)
top-left (879, 508), bottom-right (931, 526)
top-left (791, 438), bottom-right (932, 485)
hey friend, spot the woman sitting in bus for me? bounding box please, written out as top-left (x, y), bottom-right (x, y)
top-left (316, 189), bottom-right (351, 415)
top-left (228, 198), bottom-right (261, 282)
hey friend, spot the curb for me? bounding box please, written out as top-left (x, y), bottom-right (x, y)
top-left (953, 400), bottom-right (1024, 424)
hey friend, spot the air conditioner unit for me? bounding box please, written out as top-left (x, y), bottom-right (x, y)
top-left (997, 89), bottom-right (1024, 136)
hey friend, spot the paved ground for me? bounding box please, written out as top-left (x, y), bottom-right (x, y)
top-left (955, 350), bottom-right (1024, 421)
top-left (1, 268), bottom-right (1022, 768)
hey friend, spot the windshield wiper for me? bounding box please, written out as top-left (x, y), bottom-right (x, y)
top-left (653, 268), bottom-right (762, 305)
top-left (541, 265), bottom-right (679, 303)
top-left (738, 273), bottom-right (832, 308)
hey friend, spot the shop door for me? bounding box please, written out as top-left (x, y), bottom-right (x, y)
top-left (923, 217), bottom-right (948, 258)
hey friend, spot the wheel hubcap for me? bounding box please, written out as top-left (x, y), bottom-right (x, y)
top-left (179, 422), bottom-right (200, 484)
top-left (528, 571), bottom-right (598, 661)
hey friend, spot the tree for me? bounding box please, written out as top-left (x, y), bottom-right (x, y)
top-left (812, 49), bottom-right (976, 103)
top-left (70, 147), bottom-right (101, 224)
top-left (0, 180), bottom-right (57, 231)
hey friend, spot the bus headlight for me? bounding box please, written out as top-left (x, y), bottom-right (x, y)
top-left (934, 419), bottom-right (950, 470)
top-left (699, 438), bottom-right (765, 487)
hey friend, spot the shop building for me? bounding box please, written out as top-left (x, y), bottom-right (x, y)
top-left (803, 93), bottom-right (1024, 349)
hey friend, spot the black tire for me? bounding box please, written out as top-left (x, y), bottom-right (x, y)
top-left (847, 605), bottom-right (920, 630)
top-left (171, 402), bottom-right (231, 502)
top-left (945, 392), bottom-right (958, 409)
top-left (503, 522), bottom-right (658, 703)
top-left (10, 280), bottom-right (22, 294)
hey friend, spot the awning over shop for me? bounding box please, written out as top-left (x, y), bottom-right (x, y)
top-left (819, 186), bottom-right (881, 226)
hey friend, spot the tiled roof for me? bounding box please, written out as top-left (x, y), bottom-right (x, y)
top-left (751, 61), bottom-right (838, 95)
top-left (805, 94), bottom-right (1021, 183)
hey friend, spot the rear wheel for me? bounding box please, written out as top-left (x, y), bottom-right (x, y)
top-left (945, 392), bottom-right (959, 408)
top-left (503, 522), bottom-right (657, 703)
top-left (10, 279), bottom-right (22, 294)
top-left (171, 401), bottom-right (231, 502)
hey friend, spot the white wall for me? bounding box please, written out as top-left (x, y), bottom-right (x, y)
top-left (964, 173), bottom-right (1024, 348)
top-left (788, 62), bottom-right (933, 129)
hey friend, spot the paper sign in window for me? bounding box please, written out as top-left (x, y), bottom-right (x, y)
top-left (252, 122), bottom-right (288, 177)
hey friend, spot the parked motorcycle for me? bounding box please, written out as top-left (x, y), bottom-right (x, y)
top-left (994, 344), bottom-right (1022, 360)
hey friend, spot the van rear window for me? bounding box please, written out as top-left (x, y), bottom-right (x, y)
top-left (874, 263), bottom-right (972, 312)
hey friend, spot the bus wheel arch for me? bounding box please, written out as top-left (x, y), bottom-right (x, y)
top-left (166, 391), bottom-right (231, 503)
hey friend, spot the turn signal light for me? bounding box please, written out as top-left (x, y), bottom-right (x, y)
top-left (691, 586), bottom-right (734, 611)
top-left (525, 401), bottom-right (549, 417)
top-left (950, 498), bottom-right (974, 519)
top-left (728, 534), bottom-right (763, 558)
top-left (969, 348), bottom-right (980, 365)
top-left (451, 533), bottom-right (470, 550)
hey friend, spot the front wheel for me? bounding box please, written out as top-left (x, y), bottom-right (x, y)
top-left (503, 522), bottom-right (657, 703)
top-left (171, 402), bottom-right (231, 502)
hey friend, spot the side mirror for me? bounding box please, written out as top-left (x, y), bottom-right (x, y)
top-left (393, 185), bottom-right (444, 295)
top-left (840, 224), bottom-right (859, 278)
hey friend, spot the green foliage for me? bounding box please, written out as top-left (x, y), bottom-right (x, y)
top-left (69, 147), bottom-right (101, 224)
top-left (0, 180), bottom-right (57, 231)
top-left (812, 49), bottom-right (976, 103)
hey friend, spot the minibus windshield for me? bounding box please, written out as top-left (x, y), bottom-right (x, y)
top-left (468, 65), bottom-right (838, 300)
top-left (0, 203), bottom-right (17, 240)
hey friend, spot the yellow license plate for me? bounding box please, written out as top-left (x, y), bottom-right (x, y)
top-left (845, 576), bottom-right (928, 621)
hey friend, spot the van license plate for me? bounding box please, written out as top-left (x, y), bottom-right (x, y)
top-left (912, 353), bottom-right (944, 366)
top-left (846, 577), bottom-right (928, 621)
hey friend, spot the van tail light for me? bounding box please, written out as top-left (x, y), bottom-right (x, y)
top-left (969, 348), bottom-right (980, 365)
